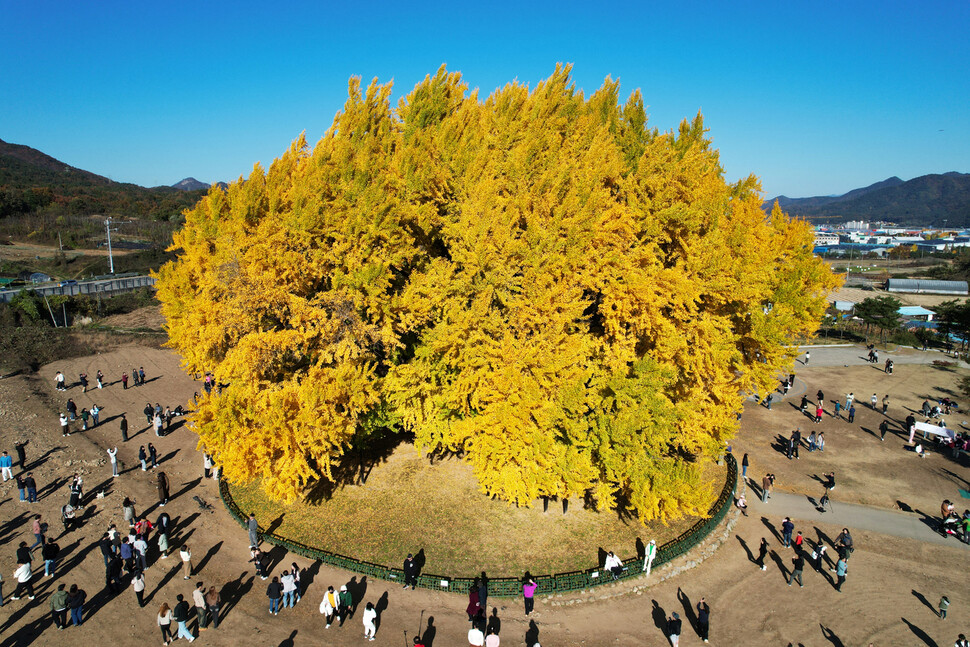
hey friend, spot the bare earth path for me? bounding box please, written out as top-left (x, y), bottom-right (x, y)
top-left (0, 342), bottom-right (967, 646)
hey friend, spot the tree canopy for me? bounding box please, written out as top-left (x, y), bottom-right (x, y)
top-left (155, 65), bottom-right (839, 523)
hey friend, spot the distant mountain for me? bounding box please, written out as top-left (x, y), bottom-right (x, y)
top-left (172, 177), bottom-right (209, 191)
top-left (0, 138), bottom-right (205, 221)
top-left (766, 173), bottom-right (970, 227)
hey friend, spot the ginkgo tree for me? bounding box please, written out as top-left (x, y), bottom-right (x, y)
top-left (156, 65), bottom-right (840, 522)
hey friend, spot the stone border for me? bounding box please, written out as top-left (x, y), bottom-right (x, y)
top-left (218, 453), bottom-right (738, 597)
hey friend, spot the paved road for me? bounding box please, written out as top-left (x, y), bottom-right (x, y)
top-left (744, 485), bottom-right (968, 549)
top-left (796, 343), bottom-right (970, 369)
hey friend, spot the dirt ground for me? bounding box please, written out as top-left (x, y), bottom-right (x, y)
top-left (0, 343), bottom-right (968, 647)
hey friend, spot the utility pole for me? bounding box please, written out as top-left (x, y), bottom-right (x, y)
top-left (105, 218), bottom-right (116, 274)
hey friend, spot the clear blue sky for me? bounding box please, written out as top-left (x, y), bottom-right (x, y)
top-left (2, 0), bottom-right (968, 198)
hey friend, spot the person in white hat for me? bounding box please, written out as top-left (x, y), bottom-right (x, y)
top-left (643, 539), bottom-right (657, 574)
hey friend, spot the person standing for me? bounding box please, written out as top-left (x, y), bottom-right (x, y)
top-left (148, 443), bottom-right (158, 469)
top-left (132, 570), bottom-right (146, 607)
top-left (756, 537), bottom-right (768, 571)
top-left (96, 370), bottom-right (104, 389)
top-left (761, 473), bottom-right (771, 503)
top-left (835, 557), bottom-right (848, 592)
top-left (91, 404), bottom-right (101, 426)
top-left (193, 581), bottom-right (208, 630)
top-left (139, 367), bottom-right (146, 385)
top-left (870, 393), bottom-right (878, 410)
top-left (173, 594), bottom-right (195, 642)
top-left (107, 447), bottom-right (119, 477)
top-left (15, 474), bottom-right (25, 502)
top-left (788, 553), bottom-right (804, 587)
top-left (14, 440), bottom-right (28, 470)
top-left (848, 405), bottom-right (856, 423)
top-left (69, 473), bottom-right (82, 507)
top-left (281, 570), bottom-right (296, 609)
top-left (24, 474), bottom-right (37, 503)
top-left (781, 517), bottom-right (794, 548)
top-left (667, 612), bottom-right (682, 647)
top-left (939, 595), bottom-right (950, 619)
top-left (157, 472), bottom-right (169, 507)
top-left (845, 392), bottom-right (854, 410)
top-left (741, 453), bottom-right (748, 480)
top-left (0, 451), bottom-right (12, 481)
top-left (817, 432), bottom-right (825, 452)
top-left (80, 408), bottom-right (90, 430)
top-left (55, 370), bottom-right (66, 391)
top-left (60, 413), bottom-right (70, 437)
top-left (157, 602), bottom-right (175, 644)
top-left (144, 403), bottom-right (153, 424)
top-left (133, 368), bottom-right (140, 387)
top-left (477, 573), bottom-right (487, 613)
top-left (203, 453), bottom-right (213, 479)
top-left (123, 497), bottom-right (137, 527)
top-left (157, 512), bottom-right (171, 559)
top-left (804, 350), bottom-right (810, 365)
top-left (122, 372), bottom-right (129, 390)
top-left (834, 400), bottom-right (841, 419)
top-left (66, 398), bottom-right (77, 421)
top-left (696, 597), bottom-right (711, 643)
top-left (764, 393), bottom-right (773, 410)
top-left (139, 446), bottom-right (148, 471)
top-left (882, 394), bottom-right (889, 414)
top-left (180, 545), bottom-right (193, 580)
top-left (812, 541), bottom-right (827, 571)
top-left (879, 420), bottom-right (889, 441)
top-left (49, 583), bottom-right (69, 629)
top-left (362, 601), bottom-right (377, 641)
top-left (133, 534), bottom-right (149, 571)
top-left (42, 540), bottom-right (59, 577)
top-left (205, 585), bottom-right (221, 629)
top-left (522, 575), bottom-right (537, 616)
top-left (248, 513), bottom-right (260, 548)
top-left (267, 576), bottom-right (282, 615)
top-left (402, 552), bottom-right (417, 589)
top-left (67, 584), bottom-right (85, 625)
top-left (320, 585), bottom-right (339, 628)
top-left (120, 414), bottom-right (128, 442)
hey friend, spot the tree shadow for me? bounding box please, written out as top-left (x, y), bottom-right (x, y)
top-left (911, 590), bottom-right (939, 616)
top-left (303, 432), bottom-right (409, 505)
top-left (901, 617), bottom-right (940, 646)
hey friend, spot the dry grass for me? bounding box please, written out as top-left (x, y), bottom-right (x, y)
top-left (230, 444), bottom-right (722, 577)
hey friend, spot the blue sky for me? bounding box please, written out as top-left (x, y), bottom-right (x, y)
top-left (2, 0), bottom-right (968, 198)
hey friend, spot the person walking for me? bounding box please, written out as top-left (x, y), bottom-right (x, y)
top-left (107, 447), bottom-right (119, 477)
top-left (643, 538), bottom-right (657, 574)
top-left (939, 595), bottom-right (950, 619)
top-left (696, 597), bottom-right (711, 643)
top-left (848, 405), bottom-right (856, 423)
top-left (157, 472), bottom-right (169, 507)
top-left (132, 570), bottom-right (146, 607)
top-left (815, 403), bottom-right (823, 424)
top-left (804, 350), bottom-right (810, 365)
top-left (173, 594), bottom-right (195, 642)
top-left (205, 585), bottom-right (222, 629)
top-left (835, 557), bottom-right (848, 592)
top-left (879, 420), bottom-right (889, 441)
top-left (267, 576), bottom-right (283, 615)
top-left (882, 394), bottom-right (889, 414)
top-left (756, 538), bottom-right (768, 571)
top-left (49, 583), bottom-right (69, 629)
top-left (781, 517), bottom-right (794, 548)
top-left (337, 584), bottom-right (353, 625)
top-left (157, 602), bottom-right (175, 644)
top-left (29, 514), bottom-right (45, 550)
top-left (523, 575), bottom-right (537, 616)
top-left (67, 584), bottom-right (85, 625)
top-left (667, 612), bottom-right (682, 647)
top-left (320, 585), bottom-right (339, 628)
top-left (834, 400), bottom-right (841, 419)
top-left (362, 601), bottom-right (377, 641)
top-left (248, 513), bottom-right (260, 548)
top-left (193, 581), bottom-right (208, 630)
top-left (788, 553), bottom-right (805, 587)
top-left (741, 453), bottom-right (748, 480)
top-left (0, 451), bottom-right (12, 481)
top-left (120, 414), bottom-right (128, 442)
top-left (180, 545), bottom-right (193, 580)
top-left (11, 562), bottom-right (34, 600)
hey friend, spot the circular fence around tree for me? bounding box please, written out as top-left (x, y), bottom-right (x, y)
top-left (218, 453), bottom-right (738, 597)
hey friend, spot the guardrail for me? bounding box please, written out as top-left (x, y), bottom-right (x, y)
top-left (219, 452), bottom-right (738, 597)
top-left (0, 275), bottom-right (156, 303)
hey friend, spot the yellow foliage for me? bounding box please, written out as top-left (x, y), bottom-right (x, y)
top-left (156, 65), bottom-right (840, 521)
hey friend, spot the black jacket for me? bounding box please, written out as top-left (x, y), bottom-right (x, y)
top-left (668, 618), bottom-right (682, 635)
top-left (266, 581), bottom-right (283, 599)
top-left (173, 600), bottom-right (190, 622)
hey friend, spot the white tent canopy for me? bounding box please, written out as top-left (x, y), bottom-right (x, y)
top-left (915, 421), bottom-right (955, 441)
